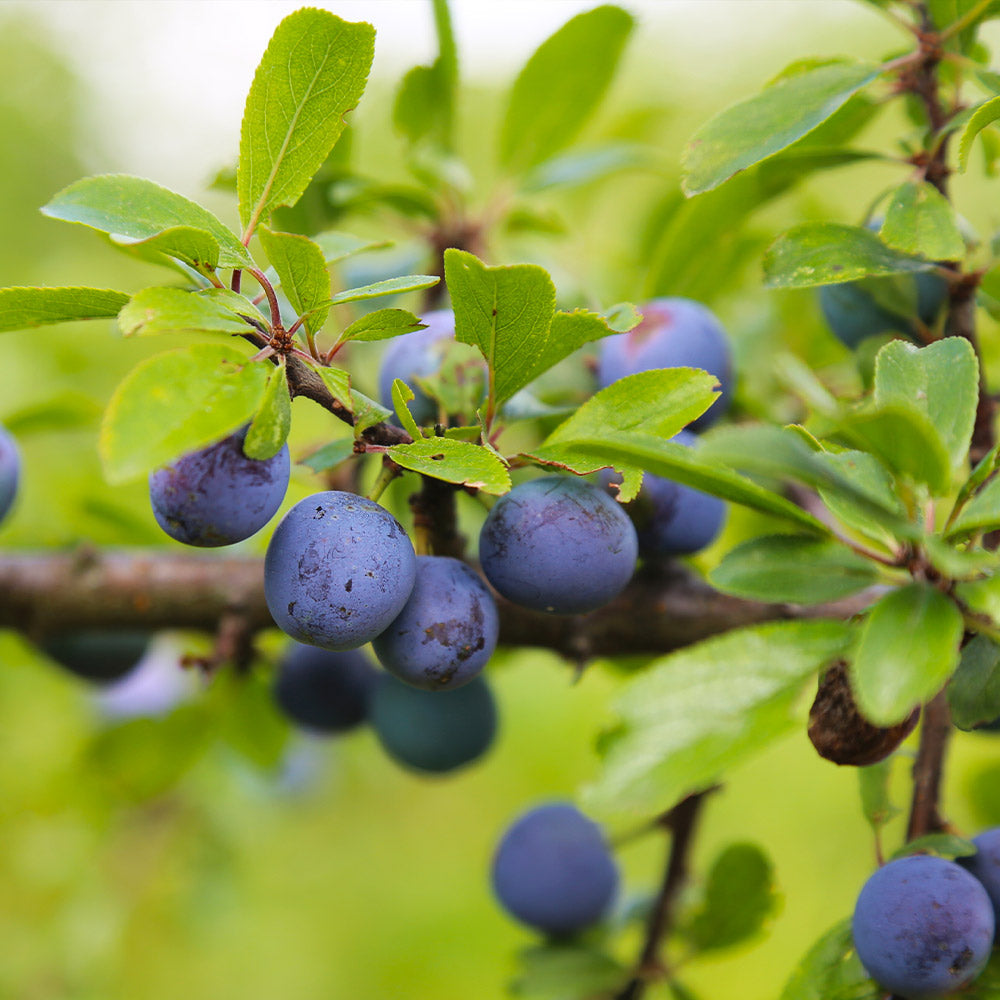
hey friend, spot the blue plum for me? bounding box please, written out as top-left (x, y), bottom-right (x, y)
top-left (264, 491), bottom-right (417, 651)
top-left (818, 272), bottom-right (948, 349)
top-left (0, 423), bottom-right (19, 526)
top-left (492, 802), bottom-right (619, 935)
top-left (273, 642), bottom-right (379, 734)
top-left (604, 430), bottom-right (725, 557)
top-left (852, 855), bottom-right (994, 999)
top-left (960, 828), bottom-right (1000, 924)
top-left (597, 297), bottom-right (732, 431)
top-left (479, 476), bottom-right (637, 614)
top-left (373, 555), bottom-right (499, 691)
top-left (42, 630), bottom-right (151, 685)
top-left (378, 309), bottom-right (456, 424)
top-left (149, 426), bottom-right (290, 547)
top-left (370, 672), bottom-right (497, 773)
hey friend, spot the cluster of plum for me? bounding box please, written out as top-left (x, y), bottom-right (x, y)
top-left (0, 423), bottom-right (19, 528)
top-left (853, 832), bottom-right (1000, 998)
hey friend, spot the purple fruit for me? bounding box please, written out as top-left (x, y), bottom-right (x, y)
top-left (370, 672), bottom-right (497, 774)
top-left (479, 476), bottom-right (637, 614)
top-left (597, 297), bottom-right (732, 430)
top-left (264, 491), bottom-right (417, 651)
top-left (960, 827), bottom-right (1000, 924)
top-left (852, 855), bottom-right (994, 999)
top-left (149, 426), bottom-right (289, 547)
top-left (273, 642), bottom-right (379, 733)
top-left (372, 555), bottom-right (499, 691)
top-left (378, 309), bottom-right (456, 424)
top-left (492, 802), bottom-right (619, 935)
top-left (0, 423), bottom-right (20, 526)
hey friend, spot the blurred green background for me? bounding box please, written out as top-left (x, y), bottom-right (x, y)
top-left (2, 2), bottom-right (1000, 998)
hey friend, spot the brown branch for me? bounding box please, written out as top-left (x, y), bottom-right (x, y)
top-left (905, 689), bottom-right (952, 840)
top-left (615, 792), bottom-right (709, 1000)
top-left (0, 550), bottom-right (874, 653)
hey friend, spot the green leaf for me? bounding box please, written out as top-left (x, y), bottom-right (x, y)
top-left (258, 228), bottom-right (331, 334)
top-left (519, 142), bottom-right (653, 193)
top-left (310, 363), bottom-right (353, 412)
top-left (850, 583), bottom-right (963, 725)
top-left (237, 9), bottom-right (375, 236)
top-left (764, 223), bottom-right (935, 289)
top-left (683, 60), bottom-right (882, 196)
top-left (300, 437), bottom-right (354, 474)
top-left (890, 833), bottom-right (979, 860)
top-left (684, 843), bottom-right (778, 952)
top-left (445, 249), bottom-right (555, 408)
top-left (314, 230), bottom-right (391, 265)
top-left (858, 760), bottom-right (898, 831)
top-left (815, 452), bottom-right (906, 549)
top-left (874, 338), bottom-right (978, 473)
top-left (212, 668), bottom-right (290, 770)
top-left (388, 436), bottom-right (511, 495)
top-left (350, 390), bottom-right (391, 435)
top-left (710, 535), bottom-right (879, 605)
top-left (42, 174), bottom-right (251, 268)
top-left (338, 308), bottom-right (424, 344)
top-left (326, 274), bottom-right (439, 308)
top-left (947, 475), bottom-right (1000, 538)
top-left (779, 919), bottom-right (879, 1000)
top-left (110, 225), bottom-right (221, 271)
top-left (947, 634), bottom-right (1000, 730)
top-left (511, 945), bottom-right (627, 998)
top-left (880, 181), bottom-right (965, 260)
top-left (100, 344), bottom-right (269, 483)
top-left (391, 379), bottom-right (423, 441)
top-left (835, 404), bottom-right (952, 495)
top-left (1, 392), bottom-right (101, 436)
top-left (958, 95), bottom-right (1000, 171)
top-left (499, 5), bottom-right (634, 172)
top-left (583, 620), bottom-right (853, 819)
top-left (203, 288), bottom-right (270, 328)
top-left (117, 287), bottom-right (257, 338)
top-left (244, 361), bottom-right (291, 460)
top-left (0, 285), bottom-right (129, 332)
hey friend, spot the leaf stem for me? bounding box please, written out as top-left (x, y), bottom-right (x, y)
top-left (367, 459), bottom-right (401, 503)
top-left (246, 267), bottom-right (282, 330)
top-left (938, 0), bottom-right (993, 41)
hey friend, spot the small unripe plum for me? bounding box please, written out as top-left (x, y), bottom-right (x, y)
top-left (959, 828), bottom-right (1000, 923)
top-left (604, 430), bottom-right (725, 557)
top-left (0, 423), bottom-right (20, 526)
top-left (264, 491), bottom-right (417, 651)
top-left (479, 476), bottom-right (637, 614)
top-left (370, 672), bottom-right (497, 773)
top-left (378, 309), bottom-right (456, 424)
top-left (372, 555), bottom-right (499, 691)
top-left (852, 855), bottom-right (994, 999)
top-left (149, 426), bottom-right (290, 547)
top-left (42, 630), bottom-right (151, 685)
top-left (597, 297), bottom-right (732, 431)
top-left (818, 272), bottom-right (948, 349)
top-left (273, 642), bottom-right (379, 733)
top-left (492, 802), bottom-right (619, 935)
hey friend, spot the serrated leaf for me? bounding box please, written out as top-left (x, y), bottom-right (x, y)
top-left (533, 431), bottom-right (831, 536)
top-left (958, 95), bottom-right (1000, 171)
top-left (300, 437), bottom-right (355, 473)
top-left (683, 60), bottom-right (882, 196)
top-left (202, 288), bottom-right (270, 328)
top-left (0, 285), bottom-right (129, 333)
top-left (850, 583), bottom-right (963, 725)
top-left (499, 5), bottom-right (634, 172)
top-left (511, 945), bottom-right (627, 998)
top-left (387, 436), bottom-right (511, 494)
top-left (764, 223), bottom-right (935, 289)
top-left (117, 287), bottom-right (257, 338)
top-left (710, 535), bottom-right (879, 605)
top-left (42, 174), bottom-right (251, 268)
top-left (779, 919), bottom-right (879, 1000)
top-left (874, 338), bottom-right (977, 473)
top-left (350, 390), bottom-right (391, 435)
top-left (582, 620), bottom-right (853, 819)
top-left (100, 345), bottom-right (269, 483)
top-left (238, 9), bottom-right (375, 235)
top-left (391, 378), bottom-right (423, 440)
top-left (326, 274), bottom-right (439, 308)
top-left (881, 181), bottom-right (965, 260)
top-left (244, 361), bottom-right (291, 460)
top-left (683, 843), bottom-right (778, 952)
top-left (258, 228), bottom-right (331, 334)
top-left (604, 302), bottom-right (643, 333)
top-left (111, 225), bottom-right (221, 270)
top-left (947, 475), bottom-right (1000, 538)
top-left (890, 833), bottom-right (978, 860)
top-left (310, 363), bottom-right (353, 412)
top-left (338, 308), bottom-right (424, 344)
top-left (947, 634), bottom-right (1000, 730)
